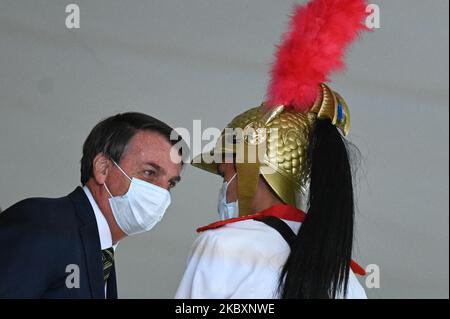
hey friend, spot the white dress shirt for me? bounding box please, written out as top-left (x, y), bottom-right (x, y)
top-left (175, 219), bottom-right (367, 299)
top-left (83, 186), bottom-right (113, 250)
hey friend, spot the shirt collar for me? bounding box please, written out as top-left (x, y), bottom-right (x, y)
top-left (83, 185), bottom-right (113, 250)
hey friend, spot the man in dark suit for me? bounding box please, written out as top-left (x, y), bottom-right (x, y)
top-left (0, 112), bottom-right (185, 298)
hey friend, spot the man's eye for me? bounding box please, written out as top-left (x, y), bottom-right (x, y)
top-left (169, 181), bottom-right (177, 189)
top-left (144, 170), bottom-right (156, 177)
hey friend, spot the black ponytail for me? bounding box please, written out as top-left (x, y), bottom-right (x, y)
top-left (279, 119), bottom-right (357, 299)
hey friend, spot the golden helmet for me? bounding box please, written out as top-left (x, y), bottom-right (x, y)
top-left (192, 83), bottom-right (351, 216)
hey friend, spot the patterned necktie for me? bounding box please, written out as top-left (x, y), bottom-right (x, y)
top-left (101, 247), bottom-right (114, 282)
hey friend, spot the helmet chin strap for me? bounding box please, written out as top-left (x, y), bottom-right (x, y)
top-left (234, 105), bottom-right (286, 217)
top-left (236, 142), bottom-right (262, 217)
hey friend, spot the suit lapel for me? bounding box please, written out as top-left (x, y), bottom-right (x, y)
top-left (79, 224), bottom-right (105, 298)
top-left (69, 187), bottom-right (105, 299)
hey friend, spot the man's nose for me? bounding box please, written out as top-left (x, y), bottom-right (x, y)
top-left (153, 178), bottom-right (171, 191)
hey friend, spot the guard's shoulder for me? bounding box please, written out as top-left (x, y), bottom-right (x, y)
top-left (197, 219), bottom-right (289, 253)
top-left (201, 219), bottom-right (269, 236)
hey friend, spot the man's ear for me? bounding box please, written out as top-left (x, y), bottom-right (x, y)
top-left (92, 153), bottom-right (111, 185)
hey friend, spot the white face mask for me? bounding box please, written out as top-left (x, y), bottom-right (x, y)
top-left (104, 161), bottom-right (172, 236)
top-left (217, 173), bottom-right (239, 221)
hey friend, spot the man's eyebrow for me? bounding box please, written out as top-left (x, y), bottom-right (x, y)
top-left (144, 162), bottom-right (166, 175)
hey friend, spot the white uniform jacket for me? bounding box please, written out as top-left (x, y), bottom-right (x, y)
top-left (176, 205), bottom-right (367, 299)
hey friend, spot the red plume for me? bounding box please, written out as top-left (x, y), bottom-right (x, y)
top-left (267, 0), bottom-right (369, 112)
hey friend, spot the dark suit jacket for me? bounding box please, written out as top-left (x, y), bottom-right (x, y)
top-left (0, 187), bottom-right (117, 299)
